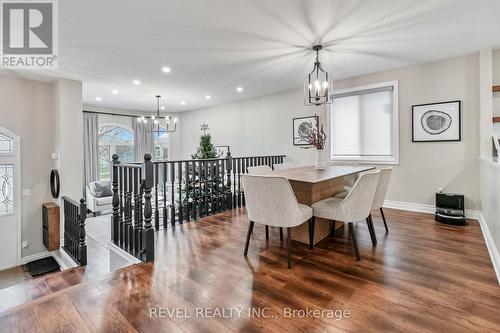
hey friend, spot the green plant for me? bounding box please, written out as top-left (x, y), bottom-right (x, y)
top-left (192, 134), bottom-right (217, 159)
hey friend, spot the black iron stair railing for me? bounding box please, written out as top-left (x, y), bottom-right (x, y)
top-left (62, 196), bottom-right (87, 266)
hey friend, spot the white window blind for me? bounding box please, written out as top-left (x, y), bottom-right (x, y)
top-left (330, 82), bottom-right (398, 163)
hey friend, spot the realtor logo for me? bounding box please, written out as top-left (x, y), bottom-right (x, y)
top-left (1, 0), bottom-right (58, 69)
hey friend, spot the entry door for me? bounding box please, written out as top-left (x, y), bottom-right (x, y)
top-left (0, 129), bottom-right (21, 270)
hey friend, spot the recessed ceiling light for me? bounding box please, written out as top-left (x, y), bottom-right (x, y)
top-left (95, 97), bottom-right (102, 101)
top-left (160, 106), bottom-right (165, 110)
top-left (236, 86), bottom-right (244, 92)
top-left (112, 89), bottom-right (119, 94)
top-left (133, 79), bottom-right (141, 85)
top-left (180, 101), bottom-right (186, 105)
top-left (162, 66), bottom-right (171, 73)
top-left (205, 95), bottom-right (211, 100)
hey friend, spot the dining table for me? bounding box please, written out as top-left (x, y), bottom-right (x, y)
top-left (272, 165), bottom-right (376, 245)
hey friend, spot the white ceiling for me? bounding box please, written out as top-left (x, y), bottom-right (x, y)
top-left (4, 0), bottom-right (500, 112)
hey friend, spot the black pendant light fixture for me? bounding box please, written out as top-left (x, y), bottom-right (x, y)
top-left (304, 44), bottom-right (332, 106)
top-left (138, 95), bottom-right (177, 133)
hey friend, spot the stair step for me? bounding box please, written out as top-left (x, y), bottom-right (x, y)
top-left (0, 266), bottom-right (87, 313)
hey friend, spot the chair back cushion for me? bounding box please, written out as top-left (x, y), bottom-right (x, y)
top-left (247, 165), bottom-right (273, 175)
top-left (372, 167), bottom-right (393, 209)
top-left (273, 162), bottom-right (294, 171)
top-left (339, 171), bottom-right (380, 221)
top-left (242, 175), bottom-right (307, 227)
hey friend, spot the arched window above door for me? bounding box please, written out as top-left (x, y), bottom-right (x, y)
top-left (0, 133), bottom-right (13, 153)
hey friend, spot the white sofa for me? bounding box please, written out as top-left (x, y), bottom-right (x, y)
top-left (86, 182), bottom-right (113, 216)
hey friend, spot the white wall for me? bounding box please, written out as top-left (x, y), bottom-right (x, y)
top-left (0, 75), bottom-right (56, 257)
top-left (179, 53), bottom-right (481, 210)
top-left (479, 48), bottom-right (500, 283)
top-left (180, 90), bottom-right (326, 163)
top-left (54, 79), bottom-right (83, 202)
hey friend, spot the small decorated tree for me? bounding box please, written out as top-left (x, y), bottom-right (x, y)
top-left (192, 133), bottom-right (217, 159)
top-left (178, 123), bottom-right (228, 220)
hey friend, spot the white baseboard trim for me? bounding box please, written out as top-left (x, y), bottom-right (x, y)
top-left (52, 249), bottom-right (78, 270)
top-left (108, 242), bottom-right (142, 265)
top-left (383, 200), bottom-right (480, 220)
top-left (20, 251), bottom-right (51, 265)
top-left (478, 213), bottom-right (500, 285)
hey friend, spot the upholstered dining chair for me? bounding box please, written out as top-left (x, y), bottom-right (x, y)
top-left (273, 162), bottom-right (294, 171)
top-left (242, 174), bottom-right (313, 268)
top-left (311, 171), bottom-right (380, 261)
top-left (246, 164), bottom-right (280, 240)
top-left (370, 167), bottom-right (393, 232)
top-left (247, 165), bottom-right (273, 175)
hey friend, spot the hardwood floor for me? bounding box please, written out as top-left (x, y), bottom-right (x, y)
top-left (0, 208), bottom-right (499, 332)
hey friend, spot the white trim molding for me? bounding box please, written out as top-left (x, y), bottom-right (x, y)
top-left (20, 251), bottom-right (51, 265)
top-left (478, 213), bottom-right (500, 285)
top-left (383, 200), bottom-right (480, 220)
top-left (108, 242), bottom-right (141, 265)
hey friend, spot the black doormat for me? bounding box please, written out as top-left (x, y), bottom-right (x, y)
top-left (26, 257), bottom-right (61, 277)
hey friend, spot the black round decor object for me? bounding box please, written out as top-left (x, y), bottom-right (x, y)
top-left (50, 169), bottom-right (60, 199)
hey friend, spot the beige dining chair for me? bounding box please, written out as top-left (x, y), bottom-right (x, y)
top-left (246, 164), bottom-right (280, 240)
top-left (242, 174), bottom-right (313, 268)
top-left (370, 167), bottom-right (393, 233)
top-left (311, 171), bottom-right (380, 261)
top-left (273, 162), bottom-right (294, 171)
top-left (247, 165), bottom-right (273, 175)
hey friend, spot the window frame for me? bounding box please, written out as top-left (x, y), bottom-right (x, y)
top-left (98, 124), bottom-right (135, 180)
top-left (327, 80), bottom-right (399, 165)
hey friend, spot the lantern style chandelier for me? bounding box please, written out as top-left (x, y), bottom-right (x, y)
top-left (137, 95), bottom-right (177, 133)
top-left (304, 44), bottom-right (332, 106)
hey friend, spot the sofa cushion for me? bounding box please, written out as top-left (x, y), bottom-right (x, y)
top-left (91, 181), bottom-right (112, 198)
top-left (95, 196), bottom-right (112, 206)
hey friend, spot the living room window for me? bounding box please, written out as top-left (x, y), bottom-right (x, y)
top-left (98, 125), bottom-right (134, 180)
top-left (329, 81), bottom-right (399, 164)
top-left (154, 127), bottom-right (169, 161)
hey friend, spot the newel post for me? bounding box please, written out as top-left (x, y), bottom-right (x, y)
top-left (225, 151), bottom-right (233, 208)
top-left (79, 198), bottom-right (87, 266)
top-left (142, 153), bottom-right (155, 261)
top-left (112, 154), bottom-right (120, 244)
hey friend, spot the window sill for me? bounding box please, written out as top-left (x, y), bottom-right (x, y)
top-left (330, 159), bottom-right (399, 166)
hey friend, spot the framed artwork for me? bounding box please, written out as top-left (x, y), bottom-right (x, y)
top-left (412, 100), bottom-right (461, 142)
top-left (293, 115), bottom-right (318, 146)
top-left (214, 145), bottom-right (230, 157)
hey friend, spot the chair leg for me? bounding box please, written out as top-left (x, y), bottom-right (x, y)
top-left (348, 222), bottom-right (361, 261)
top-left (366, 215), bottom-right (377, 246)
top-left (265, 225), bottom-right (269, 240)
top-left (330, 220), bottom-right (336, 239)
top-left (279, 227), bottom-right (283, 241)
top-left (308, 217), bottom-right (315, 250)
top-left (244, 221), bottom-right (255, 256)
top-left (287, 227), bottom-right (292, 268)
top-left (380, 208), bottom-right (389, 232)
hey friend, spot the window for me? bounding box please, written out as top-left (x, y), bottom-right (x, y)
top-left (0, 164), bottom-right (14, 215)
top-left (98, 125), bottom-right (134, 180)
top-left (154, 127), bottom-right (169, 161)
top-left (329, 81), bottom-right (398, 164)
top-left (0, 134), bottom-right (12, 153)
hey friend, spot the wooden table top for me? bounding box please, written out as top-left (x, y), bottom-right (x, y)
top-left (272, 165), bottom-right (375, 183)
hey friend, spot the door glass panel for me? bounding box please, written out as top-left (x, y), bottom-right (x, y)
top-left (0, 134), bottom-right (12, 153)
top-left (0, 164), bottom-right (14, 215)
